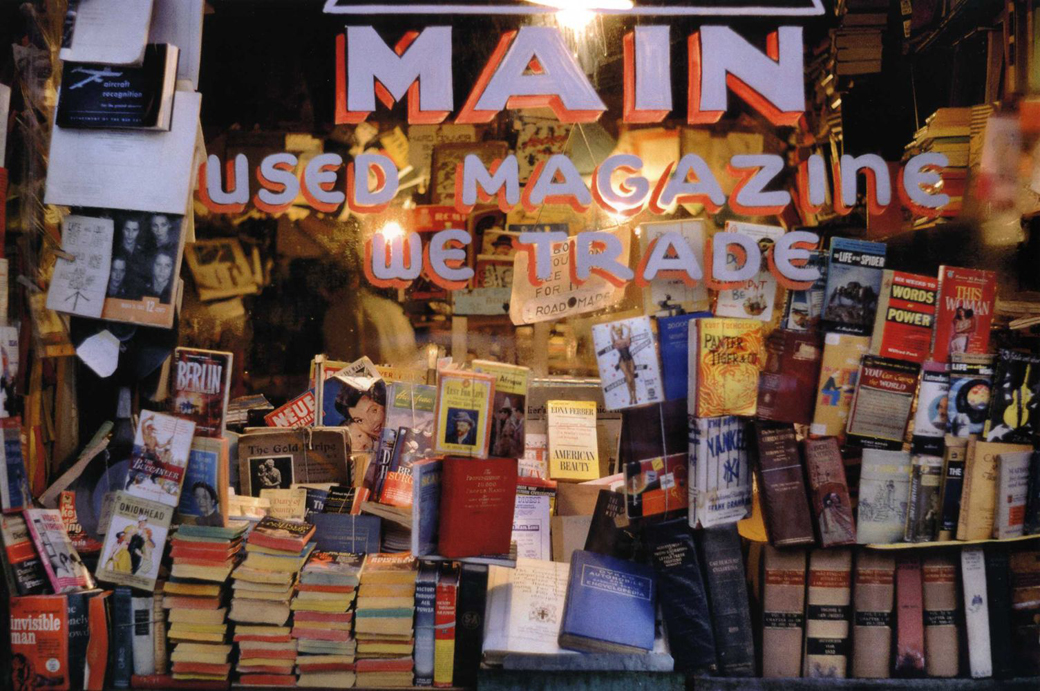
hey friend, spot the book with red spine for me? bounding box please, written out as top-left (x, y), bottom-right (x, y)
top-left (433, 566), bottom-right (459, 688)
top-left (9, 594), bottom-right (71, 691)
top-left (170, 348), bottom-right (234, 438)
top-left (437, 456), bottom-right (517, 559)
top-left (247, 516), bottom-right (315, 553)
top-left (870, 270), bottom-right (939, 364)
top-left (895, 555), bottom-right (926, 676)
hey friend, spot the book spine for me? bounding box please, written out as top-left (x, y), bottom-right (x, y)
top-left (922, 555), bottom-right (959, 678)
top-left (413, 570), bottom-right (437, 686)
top-left (131, 596), bottom-right (156, 676)
top-left (697, 524), bottom-right (755, 676)
top-left (433, 568), bottom-right (458, 688)
top-left (452, 564), bottom-right (488, 689)
top-left (152, 590), bottom-right (167, 675)
top-left (960, 547), bottom-right (992, 678)
top-left (894, 556), bottom-right (925, 676)
top-left (761, 546), bottom-right (806, 679)
top-left (937, 436), bottom-right (968, 540)
top-left (751, 423), bottom-right (815, 547)
top-left (66, 591), bottom-right (91, 690)
top-left (804, 548), bottom-right (852, 679)
top-left (904, 455), bottom-right (943, 542)
top-left (803, 438), bottom-right (857, 547)
top-left (851, 551), bottom-right (894, 678)
top-left (111, 587), bottom-right (135, 688)
top-left (1026, 451), bottom-right (1040, 535)
top-left (955, 438), bottom-right (978, 541)
top-left (984, 547), bottom-right (1013, 678)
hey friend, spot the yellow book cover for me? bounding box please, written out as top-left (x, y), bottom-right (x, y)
top-left (163, 581), bottom-right (222, 597)
top-left (957, 439), bottom-right (1032, 540)
top-left (168, 630), bottom-right (225, 643)
top-left (433, 370), bottom-right (495, 458)
top-left (291, 598), bottom-right (354, 612)
top-left (166, 608), bottom-right (227, 624)
top-left (170, 651), bottom-right (230, 665)
top-left (243, 551), bottom-right (309, 573)
top-left (472, 360), bottom-right (530, 459)
top-left (231, 566), bottom-right (295, 585)
top-left (258, 487), bottom-right (307, 520)
top-left (166, 622), bottom-right (227, 634)
top-left (810, 332), bottom-right (871, 438)
top-left (357, 582), bottom-right (416, 596)
top-left (169, 563), bottom-right (233, 582)
top-left (354, 618), bottom-right (414, 636)
top-left (689, 317), bottom-right (763, 417)
top-left (547, 400), bottom-right (599, 482)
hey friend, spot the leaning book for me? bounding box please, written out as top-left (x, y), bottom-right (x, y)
top-left (23, 508), bottom-right (95, 593)
top-left (123, 410), bottom-right (196, 507)
top-left (432, 370), bottom-right (495, 458)
top-left (822, 237), bottom-right (886, 335)
top-left (96, 491), bottom-right (174, 591)
top-left (591, 316), bottom-right (664, 410)
top-left (170, 347), bottom-right (234, 438)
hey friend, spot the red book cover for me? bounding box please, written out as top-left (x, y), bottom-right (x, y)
top-left (871, 270), bottom-right (939, 364)
top-left (170, 348), bottom-right (233, 438)
top-left (237, 673), bottom-right (296, 686)
top-left (85, 591), bottom-right (110, 691)
top-left (757, 329), bottom-right (823, 425)
top-left (434, 567), bottom-right (459, 687)
top-left (437, 456), bottom-right (517, 558)
top-left (291, 627), bottom-right (352, 641)
top-left (171, 661), bottom-right (233, 675)
top-left (357, 657), bottom-right (416, 673)
top-left (10, 595), bottom-right (70, 691)
top-left (293, 610), bottom-right (353, 623)
top-left (161, 595), bottom-right (222, 609)
top-left (931, 266), bottom-right (996, 362)
top-left (895, 555), bottom-right (926, 675)
top-left (247, 516), bottom-right (315, 553)
top-left (802, 437), bottom-right (856, 547)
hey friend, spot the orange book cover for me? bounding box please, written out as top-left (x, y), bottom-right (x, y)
top-left (85, 591), bottom-right (110, 691)
top-left (10, 594), bottom-right (70, 691)
top-left (689, 318), bottom-right (763, 417)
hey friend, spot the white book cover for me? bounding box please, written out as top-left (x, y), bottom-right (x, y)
top-left (59, 0), bottom-right (154, 65)
top-left (148, 0), bottom-right (204, 89)
top-left (131, 595), bottom-right (157, 676)
top-left (714, 221), bottom-right (785, 322)
top-left (960, 547), bottom-right (992, 679)
top-left (688, 416), bottom-right (751, 528)
top-left (97, 492), bottom-right (173, 592)
top-left (511, 495), bottom-right (551, 561)
top-left (123, 410), bottom-right (196, 507)
top-left (24, 508), bottom-right (95, 593)
top-left (639, 219), bottom-right (708, 316)
top-left (995, 451), bottom-right (1032, 539)
top-left (483, 559), bottom-right (574, 662)
top-left (855, 449), bottom-right (912, 544)
top-left (45, 89), bottom-right (202, 214)
top-left (591, 316), bottom-right (664, 411)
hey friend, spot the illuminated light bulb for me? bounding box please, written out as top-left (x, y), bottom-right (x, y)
top-left (379, 221), bottom-right (406, 240)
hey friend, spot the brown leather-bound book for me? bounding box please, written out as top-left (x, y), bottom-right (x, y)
top-left (895, 555), bottom-right (926, 676)
top-left (757, 330), bottom-right (822, 425)
top-left (922, 554), bottom-right (960, 677)
top-left (803, 437), bottom-right (856, 547)
top-left (851, 551), bottom-right (895, 678)
top-left (750, 422), bottom-right (815, 547)
top-left (761, 545), bottom-right (807, 678)
top-left (803, 548), bottom-right (852, 678)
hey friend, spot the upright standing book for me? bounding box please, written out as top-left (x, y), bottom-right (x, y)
top-left (547, 400), bottom-right (599, 482)
top-left (714, 221), bottom-right (785, 322)
top-left (688, 416), bottom-right (751, 529)
top-left (856, 449), bottom-right (911, 544)
top-left (438, 456), bottom-right (517, 559)
top-left (869, 270), bottom-right (939, 363)
top-left (171, 348), bottom-right (233, 438)
top-left (433, 370), bottom-right (495, 458)
top-left (756, 330), bottom-right (822, 425)
top-left (591, 316), bottom-right (664, 410)
top-left (804, 548), bottom-right (853, 678)
top-left (911, 362), bottom-right (950, 456)
top-left (433, 565), bottom-right (459, 688)
top-left (748, 422), bottom-right (814, 547)
top-left (96, 491), bottom-right (173, 591)
top-left (656, 312), bottom-right (711, 401)
top-left (811, 333), bottom-right (871, 439)
top-left (123, 410), bottom-right (196, 507)
top-left (961, 547), bottom-right (992, 678)
top-left (985, 349), bottom-right (1040, 443)
top-left (452, 564), bottom-right (488, 688)
top-left (937, 435), bottom-right (968, 540)
top-left (957, 440), bottom-right (1031, 540)
top-left (802, 438), bottom-right (856, 547)
top-left (782, 249), bottom-right (827, 331)
top-left (947, 354), bottom-right (995, 438)
top-left (0, 416), bottom-right (31, 512)
top-left (760, 545), bottom-right (807, 678)
top-left (639, 219), bottom-right (709, 316)
top-left (0, 513), bottom-right (48, 594)
top-left (687, 318), bottom-right (762, 418)
top-left (984, 547), bottom-right (1015, 679)
top-left (904, 454), bottom-right (944, 542)
top-left (922, 554), bottom-right (959, 677)
top-left (931, 266), bottom-right (997, 363)
top-left (821, 237), bottom-right (886, 335)
top-left (472, 360), bottom-right (529, 459)
top-left (844, 355), bottom-right (920, 450)
top-left (851, 551), bottom-right (895, 678)
top-left (176, 436), bottom-right (228, 527)
top-left (894, 556), bottom-right (926, 675)
top-left (9, 594), bottom-right (71, 691)
top-left (413, 563), bottom-right (438, 686)
top-left (696, 525), bottom-right (755, 676)
top-left (995, 451), bottom-right (1033, 539)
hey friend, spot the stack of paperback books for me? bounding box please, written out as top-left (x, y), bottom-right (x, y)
top-left (354, 553), bottom-right (418, 687)
top-left (229, 517), bottom-right (315, 685)
top-left (165, 522), bottom-right (247, 681)
top-left (292, 551), bottom-right (364, 688)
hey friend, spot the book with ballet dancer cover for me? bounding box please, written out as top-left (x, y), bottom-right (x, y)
top-left (591, 316), bottom-right (664, 411)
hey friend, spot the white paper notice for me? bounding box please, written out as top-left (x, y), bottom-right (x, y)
top-left (511, 494), bottom-right (551, 560)
top-left (59, 0), bottom-right (154, 65)
top-left (76, 329), bottom-right (120, 378)
top-left (149, 0), bottom-right (204, 89)
top-left (46, 215), bottom-right (114, 318)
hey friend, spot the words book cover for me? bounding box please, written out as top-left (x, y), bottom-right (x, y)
top-left (96, 492), bottom-right (173, 591)
top-left (688, 318), bottom-right (763, 418)
top-left (822, 237), bottom-right (886, 335)
top-left (715, 221), bottom-right (785, 322)
top-left (845, 356), bottom-right (920, 450)
top-left (433, 370), bottom-right (495, 459)
top-left (931, 266), bottom-right (996, 363)
top-left (123, 410), bottom-right (196, 507)
top-left (171, 347), bottom-right (233, 437)
top-left (870, 270), bottom-right (938, 363)
top-left (591, 316), bottom-right (664, 411)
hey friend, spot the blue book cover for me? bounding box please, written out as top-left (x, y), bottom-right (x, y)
top-left (410, 459), bottom-right (442, 556)
top-left (176, 440), bottom-right (221, 524)
top-left (1, 417), bottom-right (31, 512)
top-left (559, 550), bottom-right (656, 653)
top-left (782, 249), bottom-right (827, 331)
top-left (657, 312), bottom-right (711, 401)
top-left (303, 487), bottom-right (330, 517)
top-left (822, 237), bottom-right (886, 335)
top-left (110, 587), bottom-right (134, 688)
top-left (413, 563), bottom-right (438, 686)
top-left (66, 590), bottom-right (97, 690)
top-left (310, 513), bottom-right (382, 553)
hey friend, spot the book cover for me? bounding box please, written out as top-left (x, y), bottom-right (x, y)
top-left (433, 370), bottom-right (495, 458)
top-left (175, 436), bottom-right (228, 527)
top-left (0, 416), bottom-right (31, 513)
top-left (547, 400), bottom-right (599, 482)
top-left (264, 390), bottom-right (316, 428)
top-left (937, 435), bottom-right (968, 540)
top-left (696, 525), bottom-right (755, 676)
top-left (802, 437), bottom-right (856, 547)
top-left (948, 354), bottom-right (995, 438)
top-left (584, 490), bottom-right (636, 561)
top-left (24, 508), bottom-right (94, 593)
top-left (985, 349), bottom-right (1040, 443)
top-left (591, 316), bottom-right (664, 410)
top-left (688, 416), bottom-right (751, 528)
top-left (170, 348), bottom-right (233, 438)
top-left (624, 452), bottom-right (687, 519)
top-left (452, 564), bottom-right (488, 688)
top-left (237, 428), bottom-right (350, 496)
top-left (911, 362), bottom-right (950, 456)
top-left (714, 221), bottom-right (784, 322)
top-left (249, 515), bottom-right (315, 553)
top-left (922, 554), bottom-right (959, 677)
top-left (511, 494), bottom-right (550, 560)
top-left (10, 594), bottom-right (70, 691)
top-left (931, 266), bottom-right (997, 363)
top-left (559, 550), bottom-right (657, 654)
top-left (67, 590), bottom-right (100, 689)
top-left (413, 563), bottom-right (438, 686)
top-left (438, 456), bottom-right (517, 559)
top-left (869, 270), bottom-right (939, 363)
top-left (96, 492), bottom-right (173, 591)
top-left (482, 559), bottom-right (571, 664)
top-left (995, 451), bottom-right (1032, 539)
top-left (639, 219), bottom-right (709, 316)
top-left (895, 556), bottom-right (926, 675)
top-left (0, 513), bottom-right (48, 595)
top-left (123, 410), bottom-right (196, 507)
top-left (411, 459), bottom-right (442, 556)
top-left (688, 318), bottom-right (762, 418)
top-left (433, 565), bottom-right (459, 688)
top-left (803, 548), bottom-right (853, 678)
top-left (644, 520), bottom-right (716, 674)
top-left (472, 361), bottom-right (529, 460)
top-left (904, 454), bottom-right (944, 542)
top-left (810, 333), bottom-right (870, 438)
top-left (756, 330), bottom-right (822, 425)
top-left (821, 236), bottom-right (886, 335)
top-left (961, 547), bottom-right (992, 678)
top-left (310, 513), bottom-right (382, 554)
top-left (781, 249), bottom-right (827, 331)
top-left (845, 355), bottom-right (920, 450)
top-left (760, 545), bottom-right (807, 678)
top-left (526, 379), bottom-right (622, 481)
top-left (851, 551), bottom-right (894, 678)
top-left (958, 440), bottom-right (1032, 540)
top-left (258, 486), bottom-right (306, 520)
top-left (657, 312), bottom-right (711, 402)
top-left (856, 449), bottom-right (911, 544)
top-left (749, 422), bottom-right (815, 547)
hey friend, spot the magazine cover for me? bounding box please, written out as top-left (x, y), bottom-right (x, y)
top-left (845, 356), bottom-right (921, 450)
top-left (170, 347), bottom-right (233, 437)
top-left (0, 416), bottom-right (31, 512)
top-left (911, 362), bottom-right (950, 456)
top-left (23, 508), bottom-right (94, 594)
top-left (781, 249), bottom-right (827, 331)
top-left (9, 595), bottom-right (70, 691)
top-left (473, 360), bottom-right (530, 459)
top-left (931, 266), bottom-right (997, 363)
top-left (984, 349), bottom-right (1040, 443)
top-left (96, 491), bottom-right (173, 591)
top-left (638, 219), bottom-right (708, 316)
top-left (624, 452), bottom-right (688, 519)
top-left (433, 370), bottom-right (495, 458)
top-left (591, 316), bottom-right (664, 411)
top-left (821, 237), bottom-right (886, 335)
top-left (378, 382), bottom-right (436, 464)
top-left (175, 436), bottom-right (228, 527)
top-left (317, 359), bottom-right (386, 453)
top-left (948, 354), bottom-right (995, 437)
top-left (714, 221), bottom-right (785, 321)
top-left (123, 410), bottom-right (196, 507)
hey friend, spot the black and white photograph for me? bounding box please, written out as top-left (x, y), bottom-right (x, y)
top-left (248, 455), bottom-right (294, 494)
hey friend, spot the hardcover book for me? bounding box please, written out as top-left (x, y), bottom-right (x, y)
top-left (821, 237), bottom-right (887, 335)
top-left (123, 410), bottom-right (196, 507)
top-left (869, 270), bottom-right (939, 363)
top-left (995, 451), bottom-right (1032, 539)
top-left (851, 551), bottom-right (895, 678)
top-left (804, 548), bottom-right (853, 678)
top-left (687, 318), bottom-right (762, 418)
top-left (948, 354), bottom-right (995, 438)
top-left (922, 554), bottom-right (960, 677)
top-left (24, 508), bottom-right (95, 593)
top-left (810, 333), bottom-right (871, 439)
top-left (96, 492), bottom-right (173, 591)
top-left (781, 249), bottom-right (827, 331)
top-left (696, 524), bottom-right (755, 676)
top-left (760, 545), bottom-right (807, 678)
top-left (856, 449), bottom-right (911, 544)
top-left (960, 547), bottom-right (992, 678)
top-left (175, 436), bottom-right (228, 527)
top-left (482, 558), bottom-right (571, 664)
top-left (559, 550), bottom-right (657, 654)
top-left (0, 513), bottom-right (48, 594)
top-left (410, 458), bottom-right (442, 556)
top-left (0, 416), bottom-right (31, 513)
top-left (237, 428), bottom-right (350, 496)
top-left (624, 452), bottom-right (687, 518)
top-left (414, 563), bottom-right (438, 686)
top-left (911, 362), bottom-right (950, 456)
top-left (937, 435), bottom-right (968, 541)
top-left (639, 219), bottom-right (709, 316)
top-left (434, 565), bottom-right (459, 688)
top-left (657, 312), bottom-right (711, 401)
top-left (433, 370), bottom-right (495, 458)
top-left (547, 400), bottom-right (599, 482)
top-left (591, 316), bottom-right (665, 410)
top-left (438, 456), bottom-right (517, 559)
top-left (894, 556), bottom-right (926, 675)
top-left (10, 594), bottom-right (71, 691)
top-left (472, 360), bottom-right (529, 459)
top-left (845, 355), bottom-right (920, 450)
top-left (688, 416), bottom-right (751, 529)
top-left (905, 454), bottom-right (944, 542)
top-left (170, 348), bottom-right (233, 438)
top-left (802, 437), bottom-right (856, 547)
top-left (957, 440), bottom-right (1031, 540)
top-left (584, 490), bottom-right (636, 560)
top-left (749, 422), bottom-right (814, 547)
top-left (984, 349), bottom-right (1040, 443)
top-left (452, 563), bottom-right (488, 688)
top-left (111, 587), bottom-right (134, 688)
top-left (931, 266), bottom-right (997, 363)
top-left (756, 329), bottom-right (822, 425)
top-left (714, 221), bottom-right (784, 322)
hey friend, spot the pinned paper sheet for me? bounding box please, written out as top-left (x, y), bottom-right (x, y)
top-left (76, 329), bottom-right (120, 378)
top-left (46, 215), bottom-right (114, 318)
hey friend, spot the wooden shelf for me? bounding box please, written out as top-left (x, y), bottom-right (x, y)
top-left (865, 534), bottom-right (1040, 550)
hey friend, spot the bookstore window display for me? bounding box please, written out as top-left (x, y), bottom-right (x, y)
top-left (0, 1), bottom-right (1039, 690)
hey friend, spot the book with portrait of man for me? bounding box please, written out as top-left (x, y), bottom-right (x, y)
top-left (433, 370), bottom-right (495, 459)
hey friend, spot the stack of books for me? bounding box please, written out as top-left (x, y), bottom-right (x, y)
top-left (165, 522), bottom-right (248, 682)
top-left (229, 517), bottom-right (315, 685)
top-left (906, 107), bottom-right (973, 219)
top-left (354, 553), bottom-right (419, 687)
top-left (292, 551), bottom-right (363, 688)
top-left (835, 0), bottom-right (887, 75)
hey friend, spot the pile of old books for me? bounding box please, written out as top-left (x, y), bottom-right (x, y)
top-left (292, 551), bottom-right (363, 687)
top-left (354, 553), bottom-right (419, 688)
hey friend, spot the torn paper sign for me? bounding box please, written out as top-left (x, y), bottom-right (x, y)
top-left (46, 215), bottom-right (113, 318)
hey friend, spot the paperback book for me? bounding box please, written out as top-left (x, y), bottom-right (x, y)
top-left (931, 266), bottom-right (997, 363)
top-left (9, 594), bottom-right (71, 691)
top-left (472, 360), bottom-right (529, 459)
top-left (547, 400), bottom-right (599, 482)
top-left (657, 312), bottom-right (711, 401)
top-left (0, 416), bottom-right (31, 512)
top-left (984, 349), bottom-right (1040, 443)
top-left (781, 249), bottom-right (827, 331)
top-left (96, 491), bottom-right (173, 591)
top-left (821, 237), bottom-right (886, 335)
top-left (0, 513), bottom-right (49, 595)
top-left (639, 220), bottom-right (709, 316)
top-left (624, 452), bottom-right (688, 518)
top-left (948, 354), bottom-right (995, 438)
top-left (810, 333), bottom-right (870, 439)
top-left (170, 347), bottom-right (233, 438)
top-left (688, 318), bottom-right (763, 418)
top-left (912, 362), bottom-right (950, 456)
top-left (24, 508), bottom-right (94, 593)
top-left (688, 416), bottom-right (751, 528)
top-left (123, 410), bottom-right (196, 507)
top-left (869, 270), bottom-right (938, 363)
top-left (714, 221), bottom-right (784, 322)
top-left (802, 438), bottom-right (856, 547)
top-left (175, 436), bottom-right (228, 527)
top-left (591, 316), bottom-right (664, 410)
top-left (433, 370), bottom-right (495, 458)
top-left (845, 356), bottom-right (920, 450)
top-left (856, 449), bottom-right (911, 544)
